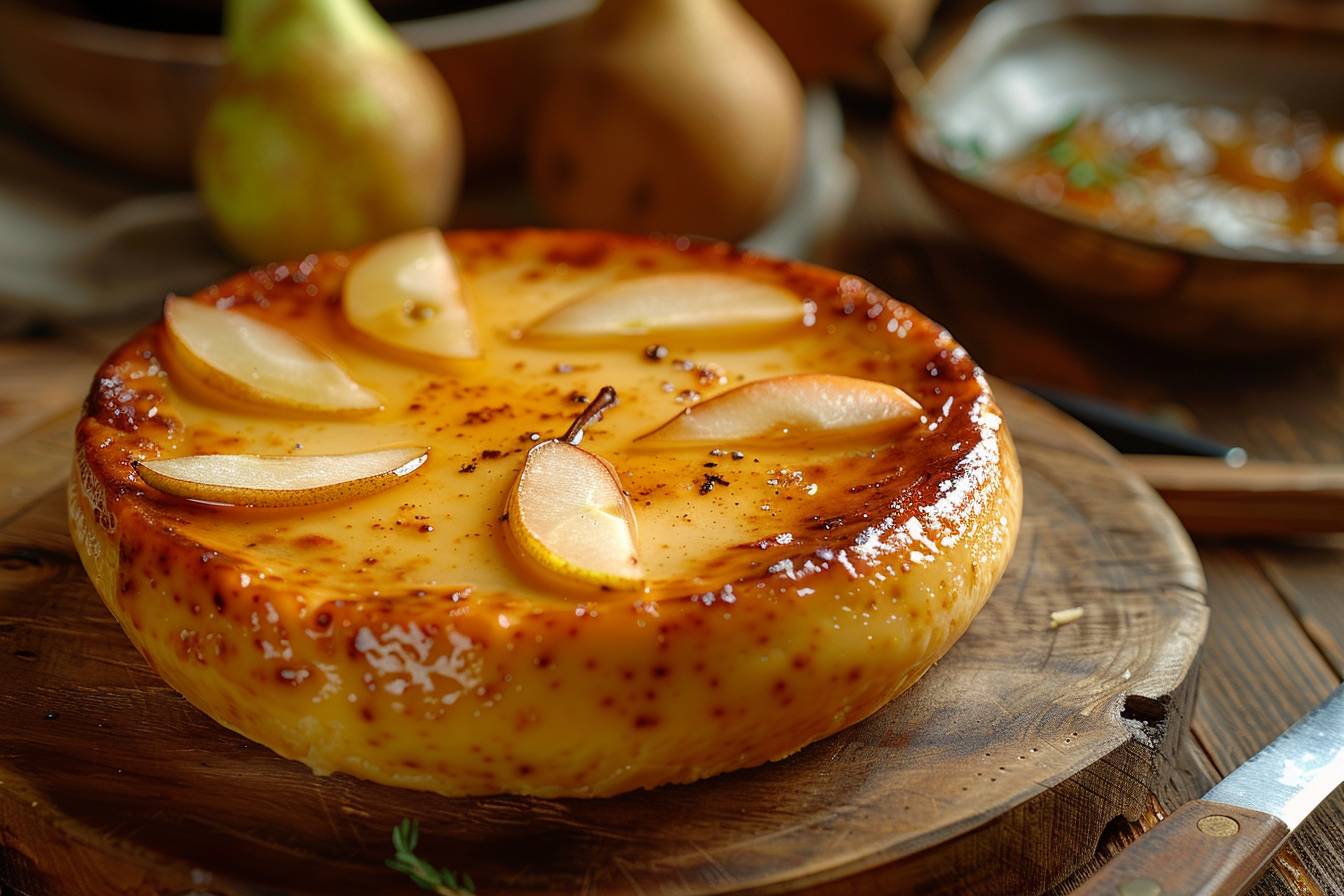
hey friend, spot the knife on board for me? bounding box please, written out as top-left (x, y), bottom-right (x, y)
top-left (1073, 682), bottom-right (1344, 895)
top-left (1019, 383), bottom-right (1344, 537)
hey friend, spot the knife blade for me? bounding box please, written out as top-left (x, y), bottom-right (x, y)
top-left (1015, 382), bottom-right (1247, 465)
top-left (1073, 682), bottom-right (1344, 896)
top-left (1204, 682), bottom-right (1344, 829)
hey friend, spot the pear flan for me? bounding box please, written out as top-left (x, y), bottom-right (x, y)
top-left (69, 228), bottom-right (1022, 798)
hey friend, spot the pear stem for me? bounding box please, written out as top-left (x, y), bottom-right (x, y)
top-left (562, 386), bottom-right (618, 446)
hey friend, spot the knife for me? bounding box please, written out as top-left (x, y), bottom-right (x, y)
top-left (1074, 682), bottom-right (1344, 895)
top-left (1015, 382), bottom-right (1247, 465)
top-left (1016, 383), bottom-right (1344, 536)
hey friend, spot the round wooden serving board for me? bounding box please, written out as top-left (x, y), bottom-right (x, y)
top-left (0, 384), bottom-right (1207, 896)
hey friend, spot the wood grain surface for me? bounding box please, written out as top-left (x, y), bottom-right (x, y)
top-left (6, 70), bottom-right (1344, 893)
top-left (0, 332), bottom-right (1206, 896)
top-left (841, 113), bottom-right (1344, 894)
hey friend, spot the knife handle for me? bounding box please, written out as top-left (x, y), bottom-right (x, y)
top-left (1125, 457), bottom-right (1344, 537)
top-left (1071, 799), bottom-right (1290, 896)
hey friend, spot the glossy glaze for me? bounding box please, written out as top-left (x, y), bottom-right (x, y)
top-left (69, 229), bottom-right (1022, 797)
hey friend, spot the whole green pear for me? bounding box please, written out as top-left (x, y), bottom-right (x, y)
top-left (195, 0), bottom-right (462, 263)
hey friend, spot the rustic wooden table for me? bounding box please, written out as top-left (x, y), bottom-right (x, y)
top-left (0, 122), bottom-right (1341, 895)
top-left (835, 123), bottom-right (1344, 896)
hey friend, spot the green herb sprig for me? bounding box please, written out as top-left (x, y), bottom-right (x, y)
top-left (1041, 109), bottom-right (1132, 190)
top-left (386, 818), bottom-right (476, 895)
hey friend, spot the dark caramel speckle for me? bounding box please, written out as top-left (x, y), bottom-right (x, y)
top-left (700, 474), bottom-right (730, 495)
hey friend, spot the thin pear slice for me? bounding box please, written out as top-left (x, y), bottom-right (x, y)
top-left (164, 298), bottom-right (380, 415)
top-left (639, 374), bottom-right (922, 447)
top-left (134, 446), bottom-right (429, 507)
top-left (507, 439), bottom-right (643, 590)
top-left (525, 272), bottom-right (802, 340)
top-left (343, 228), bottom-right (479, 360)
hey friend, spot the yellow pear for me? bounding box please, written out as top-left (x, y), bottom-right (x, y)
top-left (195, 0), bottom-right (462, 263)
top-left (135, 446), bottom-right (428, 507)
top-left (506, 387), bottom-right (643, 590)
top-left (528, 0), bottom-right (804, 242)
top-left (524, 272), bottom-right (802, 342)
top-left (164, 297), bottom-right (381, 415)
top-left (343, 229), bottom-right (479, 361)
top-left (639, 374), bottom-right (922, 446)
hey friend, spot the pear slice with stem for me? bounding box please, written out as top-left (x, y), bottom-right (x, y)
top-left (343, 228), bottom-right (479, 361)
top-left (638, 373), bottom-right (922, 447)
top-left (134, 446), bottom-right (429, 507)
top-left (507, 387), bottom-right (643, 590)
top-left (524, 272), bottom-right (802, 341)
top-left (164, 297), bottom-right (380, 415)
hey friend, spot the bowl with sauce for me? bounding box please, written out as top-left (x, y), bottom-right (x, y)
top-left (894, 0), bottom-right (1344, 350)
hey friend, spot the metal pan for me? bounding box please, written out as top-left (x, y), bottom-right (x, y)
top-left (892, 0), bottom-right (1344, 351)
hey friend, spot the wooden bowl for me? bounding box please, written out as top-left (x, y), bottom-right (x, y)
top-left (892, 0), bottom-right (1344, 352)
top-left (0, 0), bottom-right (594, 181)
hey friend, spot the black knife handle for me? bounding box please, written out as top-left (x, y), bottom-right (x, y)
top-left (1020, 383), bottom-right (1244, 462)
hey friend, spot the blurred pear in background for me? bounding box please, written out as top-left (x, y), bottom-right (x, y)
top-left (194, 0), bottom-right (463, 263)
top-left (528, 0), bottom-right (804, 242)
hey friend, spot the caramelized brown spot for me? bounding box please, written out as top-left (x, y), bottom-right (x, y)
top-left (544, 242), bottom-right (608, 268)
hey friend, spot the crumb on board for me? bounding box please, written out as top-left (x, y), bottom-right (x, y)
top-left (1050, 607), bottom-right (1085, 629)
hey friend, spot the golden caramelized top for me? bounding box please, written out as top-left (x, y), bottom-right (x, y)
top-left (80, 230), bottom-right (1003, 608)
